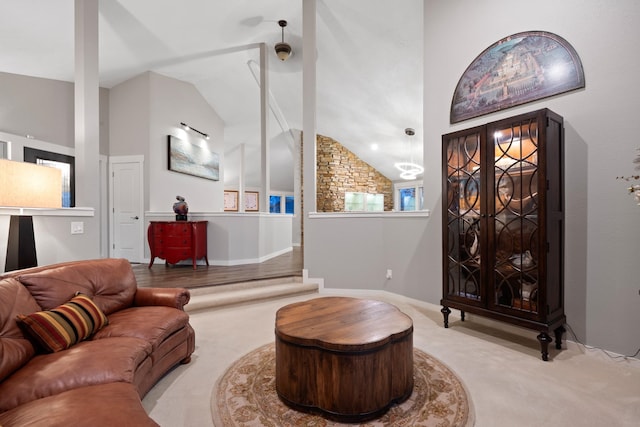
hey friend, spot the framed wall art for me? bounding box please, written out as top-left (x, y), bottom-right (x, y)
top-left (24, 147), bottom-right (75, 207)
top-left (224, 190), bottom-right (238, 212)
top-left (168, 135), bottom-right (219, 181)
top-left (450, 31), bottom-right (585, 123)
top-left (244, 191), bottom-right (259, 211)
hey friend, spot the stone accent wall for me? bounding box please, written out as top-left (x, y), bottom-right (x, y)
top-left (316, 135), bottom-right (393, 212)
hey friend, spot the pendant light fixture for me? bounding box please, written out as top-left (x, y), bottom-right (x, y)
top-left (274, 20), bottom-right (292, 61)
top-left (394, 127), bottom-right (424, 180)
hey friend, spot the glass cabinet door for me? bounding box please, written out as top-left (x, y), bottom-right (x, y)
top-left (444, 130), bottom-right (483, 303)
top-left (489, 117), bottom-right (540, 315)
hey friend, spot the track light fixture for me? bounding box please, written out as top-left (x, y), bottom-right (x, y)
top-left (275, 20), bottom-right (292, 61)
top-left (180, 122), bottom-right (210, 140)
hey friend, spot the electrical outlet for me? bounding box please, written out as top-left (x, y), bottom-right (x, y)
top-left (386, 269), bottom-right (392, 279)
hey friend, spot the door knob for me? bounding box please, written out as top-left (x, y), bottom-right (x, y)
top-left (131, 216), bottom-right (139, 220)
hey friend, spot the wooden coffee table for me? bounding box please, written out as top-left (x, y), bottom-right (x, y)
top-left (275, 296), bottom-right (414, 422)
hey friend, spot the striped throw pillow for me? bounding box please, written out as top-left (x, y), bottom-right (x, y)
top-left (16, 293), bottom-right (109, 353)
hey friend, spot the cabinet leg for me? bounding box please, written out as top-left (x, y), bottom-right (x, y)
top-left (537, 332), bottom-right (552, 361)
top-left (441, 306), bottom-right (451, 328)
top-left (554, 325), bottom-right (566, 350)
top-left (461, 311), bottom-right (465, 322)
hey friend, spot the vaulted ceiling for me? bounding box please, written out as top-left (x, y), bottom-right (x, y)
top-left (1, 0), bottom-right (424, 191)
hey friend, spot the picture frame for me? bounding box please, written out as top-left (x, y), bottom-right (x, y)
top-left (24, 147), bottom-right (75, 207)
top-left (224, 190), bottom-right (238, 212)
top-left (450, 31), bottom-right (585, 124)
top-left (168, 135), bottom-right (219, 181)
top-left (244, 191), bottom-right (259, 211)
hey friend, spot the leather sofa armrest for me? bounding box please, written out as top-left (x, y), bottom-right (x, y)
top-left (134, 287), bottom-right (191, 310)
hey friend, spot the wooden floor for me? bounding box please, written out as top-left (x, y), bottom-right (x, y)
top-left (132, 247), bottom-right (302, 289)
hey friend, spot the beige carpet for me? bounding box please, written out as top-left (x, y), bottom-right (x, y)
top-left (211, 343), bottom-right (474, 427)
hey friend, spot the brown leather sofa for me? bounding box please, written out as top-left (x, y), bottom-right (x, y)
top-left (0, 258), bottom-right (195, 426)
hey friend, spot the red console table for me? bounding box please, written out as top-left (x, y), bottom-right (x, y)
top-left (148, 221), bottom-right (209, 269)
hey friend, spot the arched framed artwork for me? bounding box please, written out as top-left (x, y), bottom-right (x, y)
top-left (450, 31), bottom-right (584, 124)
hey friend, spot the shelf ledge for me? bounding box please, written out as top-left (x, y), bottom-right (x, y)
top-left (0, 207), bottom-right (95, 217)
top-left (309, 210), bottom-right (430, 219)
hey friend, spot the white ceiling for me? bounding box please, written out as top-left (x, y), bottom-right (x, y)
top-left (0, 0), bottom-right (424, 191)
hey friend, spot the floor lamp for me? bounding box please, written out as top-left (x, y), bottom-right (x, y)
top-left (1, 159), bottom-right (62, 272)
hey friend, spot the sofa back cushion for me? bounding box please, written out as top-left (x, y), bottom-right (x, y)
top-left (0, 278), bottom-right (41, 382)
top-left (15, 258), bottom-right (137, 315)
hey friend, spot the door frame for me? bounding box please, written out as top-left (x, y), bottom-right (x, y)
top-left (108, 155), bottom-right (144, 261)
top-left (99, 154), bottom-right (108, 258)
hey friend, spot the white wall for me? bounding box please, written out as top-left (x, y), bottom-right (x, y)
top-left (148, 72), bottom-right (225, 212)
top-left (0, 211), bottom-right (99, 272)
top-left (421, 0), bottom-right (640, 357)
top-left (0, 131), bottom-right (105, 272)
top-left (110, 72), bottom-right (225, 213)
top-left (0, 72), bottom-right (109, 153)
top-left (0, 72), bottom-right (74, 147)
top-left (0, 79), bottom-right (106, 273)
top-left (306, 213), bottom-right (431, 299)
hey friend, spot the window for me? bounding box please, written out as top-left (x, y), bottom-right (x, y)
top-left (344, 192), bottom-right (365, 211)
top-left (395, 181), bottom-right (424, 211)
top-left (24, 147), bottom-right (75, 207)
top-left (269, 195), bottom-right (281, 213)
top-left (285, 196), bottom-right (294, 214)
top-left (269, 193), bottom-right (294, 214)
top-left (345, 192), bottom-right (384, 212)
top-left (399, 187), bottom-right (416, 211)
top-left (366, 193), bottom-right (384, 211)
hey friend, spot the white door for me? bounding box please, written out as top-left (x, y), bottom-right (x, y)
top-left (109, 157), bottom-right (144, 262)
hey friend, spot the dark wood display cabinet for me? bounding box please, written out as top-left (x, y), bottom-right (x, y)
top-left (441, 108), bottom-right (565, 361)
top-left (148, 221), bottom-right (209, 270)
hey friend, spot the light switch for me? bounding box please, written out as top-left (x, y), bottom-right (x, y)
top-left (71, 221), bottom-right (84, 235)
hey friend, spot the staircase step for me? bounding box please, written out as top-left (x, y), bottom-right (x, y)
top-left (185, 277), bottom-right (319, 312)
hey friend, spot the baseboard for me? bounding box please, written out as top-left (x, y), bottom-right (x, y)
top-left (302, 269), bottom-right (324, 290)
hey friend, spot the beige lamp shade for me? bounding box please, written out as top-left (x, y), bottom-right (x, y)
top-left (0, 159), bottom-right (62, 208)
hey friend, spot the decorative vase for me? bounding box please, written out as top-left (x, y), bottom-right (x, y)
top-left (173, 196), bottom-right (188, 221)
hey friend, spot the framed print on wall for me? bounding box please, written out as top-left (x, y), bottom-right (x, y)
top-left (24, 147), bottom-right (75, 207)
top-left (224, 190), bottom-right (238, 212)
top-left (244, 191), bottom-right (259, 211)
top-left (168, 135), bottom-right (219, 180)
top-left (450, 31), bottom-right (585, 123)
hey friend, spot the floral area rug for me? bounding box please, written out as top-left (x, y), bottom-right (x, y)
top-left (211, 343), bottom-right (474, 427)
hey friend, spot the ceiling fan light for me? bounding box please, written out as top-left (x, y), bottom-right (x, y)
top-left (275, 42), bottom-right (292, 61)
top-left (275, 19), bottom-right (293, 61)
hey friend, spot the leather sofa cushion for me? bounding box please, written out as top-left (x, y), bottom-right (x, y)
top-left (16, 258), bottom-right (137, 315)
top-left (0, 336), bottom-right (152, 411)
top-left (0, 278), bottom-right (41, 382)
top-left (17, 293), bottom-right (109, 353)
top-left (93, 306), bottom-right (189, 351)
top-left (0, 382), bottom-right (159, 427)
